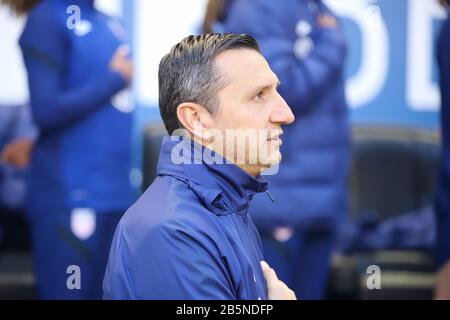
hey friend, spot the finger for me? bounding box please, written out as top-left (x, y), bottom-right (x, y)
top-left (8, 142), bottom-right (26, 155)
top-left (260, 260), bottom-right (270, 271)
top-left (9, 151), bottom-right (28, 168)
top-left (317, 15), bottom-right (337, 28)
top-left (1, 148), bottom-right (13, 162)
top-left (116, 44), bottom-right (130, 57)
top-left (260, 261), bottom-right (279, 283)
top-left (3, 140), bottom-right (25, 156)
top-left (3, 143), bottom-right (25, 161)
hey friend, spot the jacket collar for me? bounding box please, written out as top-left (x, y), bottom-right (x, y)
top-left (156, 135), bottom-right (269, 216)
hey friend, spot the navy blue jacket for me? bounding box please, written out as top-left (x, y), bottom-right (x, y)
top-left (224, 0), bottom-right (350, 232)
top-left (19, 0), bottom-right (134, 216)
top-left (435, 8), bottom-right (450, 269)
top-left (104, 137), bottom-right (269, 299)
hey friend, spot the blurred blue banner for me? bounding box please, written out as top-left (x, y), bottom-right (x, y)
top-left (329, 0), bottom-right (446, 129)
top-left (128, 0), bottom-right (446, 130)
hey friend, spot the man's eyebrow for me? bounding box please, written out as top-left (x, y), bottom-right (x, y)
top-left (251, 79), bottom-right (281, 94)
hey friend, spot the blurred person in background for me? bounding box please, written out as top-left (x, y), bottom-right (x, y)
top-left (2, 0), bottom-right (135, 299)
top-left (205, 0), bottom-right (349, 299)
top-left (0, 105), bottom-right (36, 250)
top-left (435, 0), bottom-right (450, 300)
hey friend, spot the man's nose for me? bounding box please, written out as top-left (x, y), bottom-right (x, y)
top-left (270, 94), bottom-right (295, 125)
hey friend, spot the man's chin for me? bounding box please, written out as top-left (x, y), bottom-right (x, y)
top-left (270, 151), bottom-right (282, 166)
top-left (259, 152), bottom-right (282, 171)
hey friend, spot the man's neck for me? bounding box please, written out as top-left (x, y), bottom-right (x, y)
top-left (191, 136), bottom-right (261, 177)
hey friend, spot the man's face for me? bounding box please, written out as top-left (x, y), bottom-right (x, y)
top-left (209, 48), bottom-right (295, 176)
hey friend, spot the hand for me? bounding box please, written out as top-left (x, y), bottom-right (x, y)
top-left (0, 138), bottom-right (34, 169)
top-left (317, 14), bottom-right (338, 29)
top-left (435, 260), bottom-right (450, 300)
top-left (261, 261), bottom-right (297, 300)
top-left (110, 45), bottom-right (133, 84)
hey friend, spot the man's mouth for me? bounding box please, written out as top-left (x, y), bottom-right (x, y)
top-left (267, 131), bottom-right (283, 145)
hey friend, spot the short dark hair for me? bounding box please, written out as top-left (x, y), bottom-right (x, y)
top-left (158, 33), bottom-right (260, 135)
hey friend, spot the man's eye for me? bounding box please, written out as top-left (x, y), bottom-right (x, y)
top-left (255, 92), bottom-right (264, 101)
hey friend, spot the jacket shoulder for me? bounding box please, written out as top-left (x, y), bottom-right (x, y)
top-left (120, 175), bottom-right (219, 246)
top-left (20, 0), bottom-right (66, 45)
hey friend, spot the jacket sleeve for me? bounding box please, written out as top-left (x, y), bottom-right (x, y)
top-left (13, 105), bottom-right (38, 140)
top-left (224, 0), bottom-right (346, 112)
top-left (104, 222), bottom-right (236, 300)
top-left (19, 7), bottom-right (126, 131)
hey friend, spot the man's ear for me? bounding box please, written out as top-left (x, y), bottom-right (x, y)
top-left (176, 102), bottom-right (215, 141)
